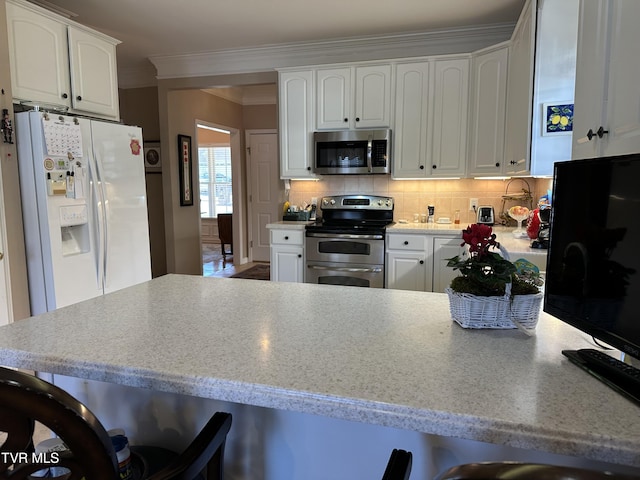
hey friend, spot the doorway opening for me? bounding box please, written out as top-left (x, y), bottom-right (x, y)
top-left (197, 123), bottom-right (233, 276)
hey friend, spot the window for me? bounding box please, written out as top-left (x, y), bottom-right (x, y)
top-left (199, 145), bottom-right (232, 218)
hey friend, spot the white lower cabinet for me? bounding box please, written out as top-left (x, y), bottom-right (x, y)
top-left (432, 237), bottom-right (466, 293)
top-left (386, 232), bottom-right (463, 293)
top-left (269, 229), bottom-right (304, 283)
top-left (386, 233), bottom-right (431, 291)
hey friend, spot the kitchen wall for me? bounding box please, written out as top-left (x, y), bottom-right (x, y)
top-left (0, 0), bottom-right (30, 321)
top-left (289, 177), bottom-right (553, 226)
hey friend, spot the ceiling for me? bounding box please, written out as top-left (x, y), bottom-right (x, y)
top-left (33, 0), bottom-right (526, 80)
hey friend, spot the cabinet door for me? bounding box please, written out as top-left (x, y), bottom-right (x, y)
top-left (354, 65), bottom-right (392, 128)
top-left (68, 26), bottom-right (120, 119)
top-left (432, 237), bottom-right (466, 293)
top-left (467, 46), bottom-right (508, 176)
top-left (316, 68), bottom-right (351, 130)
top-left (279, 70), bottom-right (316, 178)
top-left (602, 0), bottom-right (640, 157)
top-left (386, 252), bottom-right (428, 291)
top-left (392, 62), bottom-right (431, 178)
top-left (271, 247), bottom-right (304, 283)
top-left (431, 59), bottom-right (469, 177)
top-left (572, 0), bottom-right (609, 160)
top-left (6, 1), bottom-right (71, 109)
top-left (504, 0), bottom-right (536, 174)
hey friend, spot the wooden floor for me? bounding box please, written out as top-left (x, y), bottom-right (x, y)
top-left (202, 243), bottom-right (265, 278)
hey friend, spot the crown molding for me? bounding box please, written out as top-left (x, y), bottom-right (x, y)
top-left (147, 23), bottom-right (514, 82)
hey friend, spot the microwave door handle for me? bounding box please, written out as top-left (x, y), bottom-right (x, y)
top-left (367, 135), bottom-right (373, 172)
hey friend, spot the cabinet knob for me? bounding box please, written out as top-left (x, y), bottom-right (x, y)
top-left (419, 260), bottom-right (424, 265)
top-left (298, 254), bottom-right (302, 258)
top-left (495, 162), bottom-right (500, 167)
top-left (76, 95), bottom-right (82, 101)
top-left (404, 241), bottom-right (409, 245)
top-left (432, 165), bottom-right (437, 169)
top-left (355, 117), bottom-right (360, 122)
top-left (61, 93), bottom-right (68, 99)
top-left (510, 160), bottom-right (517, 165)
top-left (343, 118), bottom-right (348, 122)
top-left (307, 166), bottom-right (311, 171)
top-left (419, 165), bottom-right (425, 170)
top-left (284, 236), bottom-right (289, 240)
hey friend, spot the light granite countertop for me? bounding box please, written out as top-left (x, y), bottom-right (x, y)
top-left (0, 275), bottom-right (637, 468)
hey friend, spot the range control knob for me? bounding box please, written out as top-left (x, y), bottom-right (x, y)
top-left (330, 199), bottom-right (336, 205)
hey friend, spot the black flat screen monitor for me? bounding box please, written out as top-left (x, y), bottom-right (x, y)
top-left (544, 153), bottom-right (640, 404)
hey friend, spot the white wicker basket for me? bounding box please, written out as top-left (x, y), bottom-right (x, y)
top-left (445, 286), bottom-right (543, 330)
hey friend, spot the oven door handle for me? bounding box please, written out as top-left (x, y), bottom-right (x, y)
top-left (305, 232), bottom-right (384, 240)
top-left (367, 134), bottom-right (373, 173)
top-left (307, 265), bottom-right (383, 273)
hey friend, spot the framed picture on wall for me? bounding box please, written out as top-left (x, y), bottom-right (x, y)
top-left (178, 134), bottom-right (194, 206)
top-left (542, 102), bottom-right (574, 136)
top-left (144, 142), bottom-right (161, 172)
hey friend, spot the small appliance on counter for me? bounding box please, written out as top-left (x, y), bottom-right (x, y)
top-left (531, 206), bottom-right (551, 249)
top-left (477, 206), bottom-right (495, 226)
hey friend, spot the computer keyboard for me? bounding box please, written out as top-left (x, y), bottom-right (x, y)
top-left (562, 348), bottom-right (640, 406)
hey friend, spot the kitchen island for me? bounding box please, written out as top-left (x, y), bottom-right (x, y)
top-left (0, 275), bottom-right (638, 478)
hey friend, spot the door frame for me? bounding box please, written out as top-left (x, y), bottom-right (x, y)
top-left (245, 129), bottom-right (279, 262)
top-left (196, 121), bottom-right (244, 265)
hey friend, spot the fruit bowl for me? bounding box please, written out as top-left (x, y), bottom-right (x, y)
top-left (508, 206), bottom-right (530, 238)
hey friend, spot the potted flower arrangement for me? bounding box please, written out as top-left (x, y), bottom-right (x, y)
top-left (445, 223), bottom-right (543, 331)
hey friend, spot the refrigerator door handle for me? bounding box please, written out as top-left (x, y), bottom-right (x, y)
top-left (89, 151), bottom-right (107, 291)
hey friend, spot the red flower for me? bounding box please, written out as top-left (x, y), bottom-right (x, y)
top-left (461, 224), bottom-right (499, 257)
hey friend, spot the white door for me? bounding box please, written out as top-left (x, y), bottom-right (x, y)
top-left (248, 132), bottom-right (280, 262)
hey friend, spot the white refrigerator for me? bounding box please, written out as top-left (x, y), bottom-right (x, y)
top-left (16, 111), bottom-right (152, 315)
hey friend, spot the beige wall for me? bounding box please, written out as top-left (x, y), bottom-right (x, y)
top-left (160, 88), bottom-right (246, 275)
top-left (0, 0), bottom-right (31, 321)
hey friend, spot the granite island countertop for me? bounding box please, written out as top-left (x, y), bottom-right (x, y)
top-left (0, 275), bottom-right (637, 469)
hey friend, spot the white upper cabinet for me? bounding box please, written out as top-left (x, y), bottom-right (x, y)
top-left (392, 57), bottom-right (469, 179)
top-left (392, 62), bottom-right (431, 178)
top-left (431, 59), bottom-right (469, 177)
top-left (572, 0), bottom-right (640, 159)
top-left (278, 70), bottom-right (317, 179)
top-left (6, 0), bottom-right (120, 120)
top-left (503, 0), bottom-right (536, 175)
top-left (67, 26), bottom-right (119, 119)
top-left (316, 64), bottom-right (391, 130)
top-left (467, 45), bottom-right (509, 177)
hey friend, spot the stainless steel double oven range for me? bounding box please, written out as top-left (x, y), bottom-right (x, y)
top-left (305, 195), bottom-right (394, 288)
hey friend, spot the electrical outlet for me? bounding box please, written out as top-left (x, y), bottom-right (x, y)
top-left (469, 198), bottom-right (479, 211)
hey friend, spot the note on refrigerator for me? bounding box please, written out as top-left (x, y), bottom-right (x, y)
top-left (42, 118), bottom-right (83, 158)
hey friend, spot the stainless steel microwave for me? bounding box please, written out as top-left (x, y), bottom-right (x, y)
top-left (313, 129), bottom-right (391, 175)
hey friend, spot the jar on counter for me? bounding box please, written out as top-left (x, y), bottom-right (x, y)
top-left (110, 432), bottom-right (133, 480)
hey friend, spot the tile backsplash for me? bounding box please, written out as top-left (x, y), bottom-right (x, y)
top-left (288, 177), bottom-right (553, 226)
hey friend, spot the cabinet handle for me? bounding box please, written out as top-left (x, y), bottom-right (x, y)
top-left (307, 166), bottom-right (311, 171)
top-left (61, 93), bottom-right (68, 99)
top-left (587, 127), bottom-right (609, 141)
top-left (419, 260), bottom-right (424, 265)
top-left (76, 95), bottom-right (82, 101)
top-left (404, 241), bottom-right (409, 245)
top-left (510, 160), bottom-right (517, 165)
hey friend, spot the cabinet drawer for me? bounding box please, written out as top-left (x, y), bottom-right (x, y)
top-left (270, 229), bottom-right (304, 246)
top-left (387, 234), bottom-right (427, 251)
